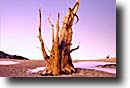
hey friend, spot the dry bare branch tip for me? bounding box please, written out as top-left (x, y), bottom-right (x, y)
top-left (70, 45), bottom-right (80, 53)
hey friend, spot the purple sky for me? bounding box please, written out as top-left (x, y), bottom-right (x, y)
top-left (0, 0), bottom-right (116, 60)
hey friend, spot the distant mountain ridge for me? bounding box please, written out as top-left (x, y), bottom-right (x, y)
top-left (0, 51), bottom-right (29, 60)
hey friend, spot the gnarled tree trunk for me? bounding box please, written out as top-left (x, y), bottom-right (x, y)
top-left (38, 0), bottom-right (80, 76)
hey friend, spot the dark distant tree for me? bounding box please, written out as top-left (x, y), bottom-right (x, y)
top-left (106, 55), bottom-right (109, 59)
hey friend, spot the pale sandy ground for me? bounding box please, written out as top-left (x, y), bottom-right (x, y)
top-left (0, 58), bottom-right (116, 77)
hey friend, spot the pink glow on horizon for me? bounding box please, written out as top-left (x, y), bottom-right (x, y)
top-left (0, 0), bottom-right (116, 60)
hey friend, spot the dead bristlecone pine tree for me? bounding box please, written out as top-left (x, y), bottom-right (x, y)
top-left (37, 0), bottom-right (80, 76)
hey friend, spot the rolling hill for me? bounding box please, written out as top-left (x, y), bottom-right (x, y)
top-left (0, 51), bottom-right (29, 60)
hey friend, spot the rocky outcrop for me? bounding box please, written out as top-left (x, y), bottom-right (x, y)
top-left (0, 51), bottom-right (29, 60)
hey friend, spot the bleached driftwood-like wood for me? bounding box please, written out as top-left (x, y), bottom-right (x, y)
top-left (37, 9), bottom-right (49, 62)
top-left (38, 0), bottom-right (80, 76)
